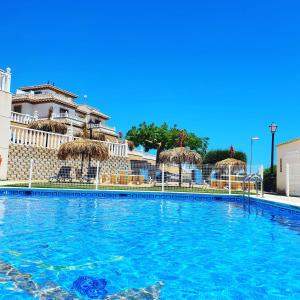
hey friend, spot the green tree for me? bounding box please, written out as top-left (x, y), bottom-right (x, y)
top-left (203, 149), bottom-right (247, 165)
top-left (263, 166), bottom-right (277, 192)
top-left (126, 122), bottom-right (209, 164)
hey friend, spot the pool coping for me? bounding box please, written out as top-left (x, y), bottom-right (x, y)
top-left (1, 186), bottom-right (300, 212)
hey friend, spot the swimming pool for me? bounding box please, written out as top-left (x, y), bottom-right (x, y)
top-left (0, 189), bottom-right (299, 299)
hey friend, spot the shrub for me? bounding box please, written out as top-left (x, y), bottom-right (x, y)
top-left (263, 166), bottom-right (276, 192)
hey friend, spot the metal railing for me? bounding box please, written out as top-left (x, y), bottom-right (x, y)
top-left (4, 158), bottom-right (264, 195)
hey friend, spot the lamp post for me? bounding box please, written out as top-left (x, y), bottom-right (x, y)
top-left (269, 122), bottom-right (278, 174)
top-left (250, 137), bottom-right (259, 174)
top-left (87, 119), bottom-right (100, 168)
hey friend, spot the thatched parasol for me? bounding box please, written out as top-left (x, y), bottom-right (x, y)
top-left (28, 119), bottom-right (68, 134)
top-left (58, 138), bottom-right (109, 175)
top-left (215, 158), bottom-right (246, 169)
top-left (159, 147), bottom-right (203, 187)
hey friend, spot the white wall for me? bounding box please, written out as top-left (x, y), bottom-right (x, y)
top-left (0, 90), bottom-right (12, 179)
top-left (12, 102), bottom-right (76, 118)
top-left (277, 140), bottom-right (300, 195)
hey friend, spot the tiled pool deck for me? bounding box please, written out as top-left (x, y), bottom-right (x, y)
top-left (255, 193), bottom-right (300, 208)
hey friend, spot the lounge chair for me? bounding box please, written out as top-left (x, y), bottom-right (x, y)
top-left (49, 166), bottom-right (72, 183)
top-left (80, 167), bottom-right (98, 183)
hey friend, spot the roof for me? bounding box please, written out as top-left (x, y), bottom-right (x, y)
top-left (277, 138), bottom-right (300, 147)
top-left (77, 104), bottom-right (110, 120)
top-left (20, 84), bottom-right (78, 99)
top-left (12, 94), bottom-right (78, 109)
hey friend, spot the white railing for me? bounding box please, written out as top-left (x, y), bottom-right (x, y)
top-left (10, 125), bottom-right (128, 157)
top-left (11, 111), bottom-right (36, 124)
top-left (10, 125), bottom-right (70, 149)
top-left (98, 124), bottom-right (117, 136)
top-left (52, 112), bottom-right (86, 126)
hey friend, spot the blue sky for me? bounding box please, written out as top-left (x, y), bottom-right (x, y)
top-left (1, 0), bottom-right (300, 167)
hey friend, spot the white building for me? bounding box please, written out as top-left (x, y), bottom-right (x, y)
top-left (277, 138), bottom-right (300, 196)
top-left (0, 68), bottom-right (12, 180)
top-left (11, 83), bottom-right (118, 140)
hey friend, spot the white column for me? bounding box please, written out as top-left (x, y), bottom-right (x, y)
top-left (228, 165), bottom-right (231, 195)
top-left (5, 68), bottom-right (11, 92)
top-left (162, 163), bottom-right (165, 192)
top-left (0, 67), bottom-right (12, 180)
top-left (28, 159), bottom-right (34, 188)
top-left (95, 161), bottom-right (100, 190)
top-left (68, 121), bottom-right (74, 141)
top-left (286, 163), bottom-right (290, 197)
top-left (260, 165), bottom-right (264, 198)
top-left (33, 110), bottom-right (39, 120)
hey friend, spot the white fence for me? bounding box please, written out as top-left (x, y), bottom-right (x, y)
top-left (11, 111), bottom-right (36, 124)
top-left (10, 125), bottom-right (128, 157)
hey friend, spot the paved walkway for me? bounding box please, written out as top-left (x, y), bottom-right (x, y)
top-left (256, 193), bottom-right (300, 208)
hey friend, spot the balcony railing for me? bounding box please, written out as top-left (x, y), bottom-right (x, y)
top-left (11, 111), bottom-right (36, 124)
top-left (52, 112), bottom-right (86, 126)
top-left (10, 125), bottom-right (128, 157)
top-left (97, 124), bottom-right (117, 136)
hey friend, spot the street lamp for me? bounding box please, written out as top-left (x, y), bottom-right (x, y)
top-left (269, 122), bottom-right (278, 174)
top-left (87, 119), bottom-right (101, 139)
top-left (250, 137), bottom-right (260, 174)
top-left (87, 119), bottom-right (100, 168)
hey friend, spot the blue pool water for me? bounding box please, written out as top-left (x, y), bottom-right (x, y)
top-left (0, 191), bottom-right (300, 299)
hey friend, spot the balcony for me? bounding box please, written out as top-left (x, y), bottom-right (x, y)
top-left (11, 111), bottom-right (36, 124)
top-left (52, 112), bottom-right (86, 127)
top-left (13, 92), bottom-right (76, 106)
top-left (96, 124), bottom-right (117, 136)
top-left (10, 125), bottom-right (128, 157)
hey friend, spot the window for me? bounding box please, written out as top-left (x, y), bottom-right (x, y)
top-left (60, 108), bottom-right (69, 114)
top-left (280, 158), bottom-right (283, 172)
top-left (13, 105), bottom-right (22, 113)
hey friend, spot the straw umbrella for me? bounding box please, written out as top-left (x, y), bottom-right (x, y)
top-left (159, 147), bottom-right (203, 187)
top-left (215, 158), bottom-right (246, 169)
top-left (58, 138), bottom-right (109, 176)
top-left (28, 119), bottom-right (68, 134)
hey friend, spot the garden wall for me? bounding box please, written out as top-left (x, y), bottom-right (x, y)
top-left (7, 144), bottom-right (131, 181)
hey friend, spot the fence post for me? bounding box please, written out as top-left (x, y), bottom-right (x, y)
top-left (228, 165), bottom-right (231, 195)
top-left (162, 163), bottom-right (165, 192)
top-left (286, 163), bottom-right (290, 197)
top-left (28, 159), bottom-right (34, 188)
top-left (260, 165), bottom-right (264, 198)
top-left (95, 161), bottom-right (100, 190)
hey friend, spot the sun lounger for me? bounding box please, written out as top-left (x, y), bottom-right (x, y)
top-left (49, 166), bottom-right (72, 183)
top-left (80, 167), bottom-right (98, 183)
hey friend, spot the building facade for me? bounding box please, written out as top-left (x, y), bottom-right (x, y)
top-left (11, 84), bottom-right (118, 140)
top-left (277, 138), bottom-right (300, 196)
